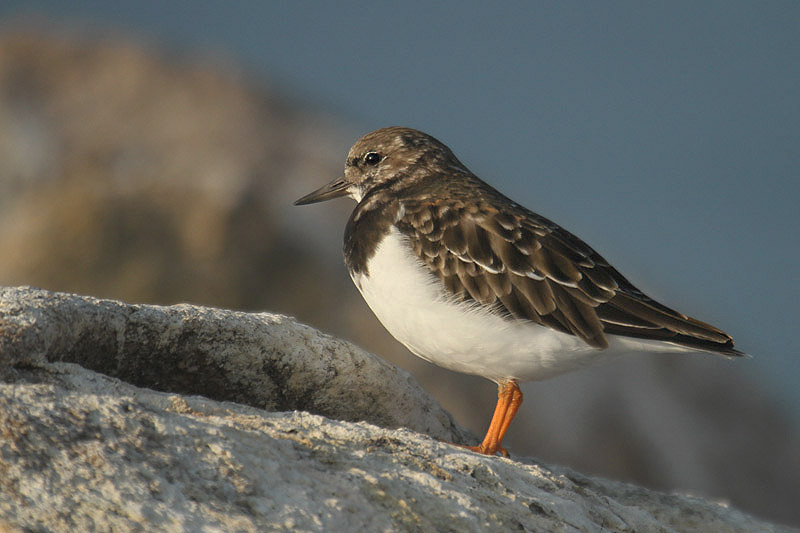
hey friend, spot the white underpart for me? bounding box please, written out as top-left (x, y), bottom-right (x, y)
top-left (352, 228), bottom-right (695, 383)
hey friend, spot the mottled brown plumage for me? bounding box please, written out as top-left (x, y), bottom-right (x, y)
top-left (395, 190), bottom-right (740, 354)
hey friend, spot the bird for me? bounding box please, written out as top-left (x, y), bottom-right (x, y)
top-left (294, 126), bottom-right (743, 457)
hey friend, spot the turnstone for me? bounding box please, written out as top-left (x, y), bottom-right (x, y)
top-left (295, 126), bottom-right (743, 457)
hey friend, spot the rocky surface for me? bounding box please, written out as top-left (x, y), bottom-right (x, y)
top-left (0, 286), bottom-right (468, 444)
top-left (0, 286), bottom-right (790, 532)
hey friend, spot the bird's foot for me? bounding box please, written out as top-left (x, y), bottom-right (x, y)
top-left (453, 442), bottom-right (509, 458)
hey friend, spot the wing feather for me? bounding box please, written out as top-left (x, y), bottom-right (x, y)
top-left (398, 195), bottom-right (740, 356)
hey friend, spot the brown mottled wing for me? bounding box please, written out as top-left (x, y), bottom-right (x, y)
top-left (398, 196), bottom-right (742, 356)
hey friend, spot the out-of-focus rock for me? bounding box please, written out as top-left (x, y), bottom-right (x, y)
top-left (0, 28), bottom-right (352, 321)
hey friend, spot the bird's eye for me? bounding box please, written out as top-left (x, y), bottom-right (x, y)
top-left (364, 152), bottom-right (381, 166)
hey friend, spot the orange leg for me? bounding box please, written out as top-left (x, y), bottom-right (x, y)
top-left (461, 380), bottom-right (523, 457)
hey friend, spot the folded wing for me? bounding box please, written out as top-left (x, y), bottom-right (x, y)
top-left (398, 198), bottom-right (742, 356)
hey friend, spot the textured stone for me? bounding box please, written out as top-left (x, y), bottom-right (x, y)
top-left (0, 286), bottom-right (790, 532)
top-left (0, 286), bottom-right (470, 444)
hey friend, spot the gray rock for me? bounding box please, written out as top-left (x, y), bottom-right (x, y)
top-left (0, 286), bottom-right (470, 446)
top-left (0, 286), bottom-right (790, 531)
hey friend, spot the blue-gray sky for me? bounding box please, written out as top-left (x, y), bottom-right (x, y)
top-left (3, 1), bottom-right (799, 415)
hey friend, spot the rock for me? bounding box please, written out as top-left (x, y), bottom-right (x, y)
top-left (0, 286), bottom-right (469, 444)
top-left (0, 286), bottom-right (789, 532)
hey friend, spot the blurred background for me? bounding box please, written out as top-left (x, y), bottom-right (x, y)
top-left (0, 1), bottom-right (798, 526)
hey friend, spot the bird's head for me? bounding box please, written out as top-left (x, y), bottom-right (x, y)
top-left (294, 126), bottom-right (463, 205)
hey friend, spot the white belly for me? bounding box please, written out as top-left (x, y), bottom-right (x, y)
top-left (351, 229), bottom-right (692, 383)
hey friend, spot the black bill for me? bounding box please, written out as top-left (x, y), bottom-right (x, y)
top-left (294, 177), bottom-right (350, 205)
